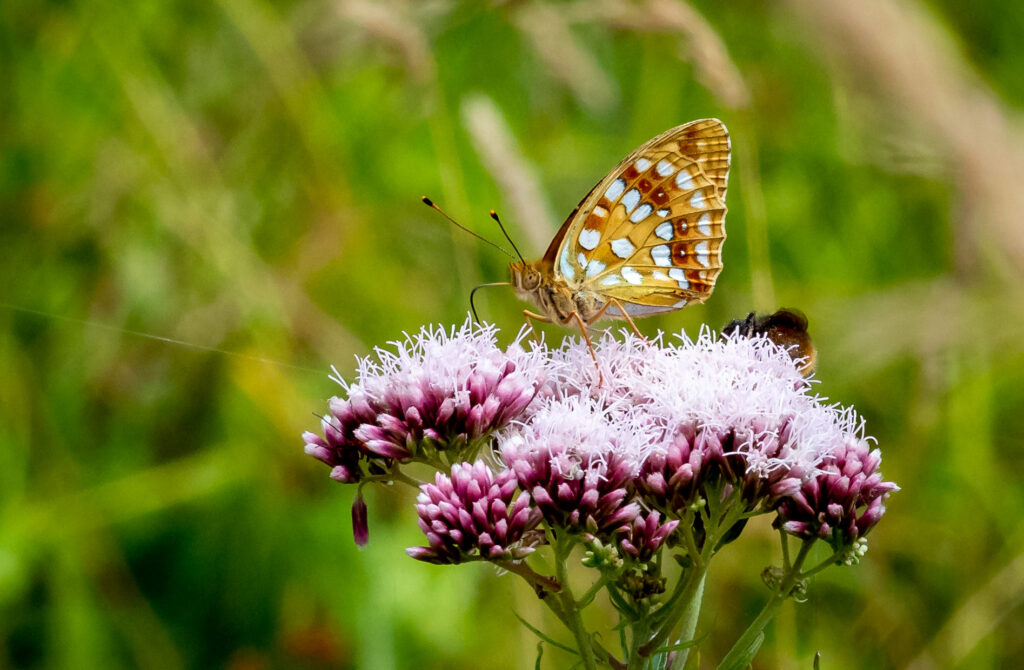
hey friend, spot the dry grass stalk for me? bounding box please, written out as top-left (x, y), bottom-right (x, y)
top-left (786, 0), bottom-right (1024, 276)
top-left (336, 0), bottom-right (435, 82)
top-left (566, 0), bottom-right (749, 110)
top-left (514, 2), bottom-right (618, 113)
top-left (461, 94), bottom-right (559, 255)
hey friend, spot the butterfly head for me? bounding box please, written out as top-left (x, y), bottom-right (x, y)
top-left (509, 261), bottom-right (543, 294)
top-left (509, 260), bottom-right (599, 326)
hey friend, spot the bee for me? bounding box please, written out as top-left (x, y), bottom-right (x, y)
top-left (723, 309), bottom-right (816, 376)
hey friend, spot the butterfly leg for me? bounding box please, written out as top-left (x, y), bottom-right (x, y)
top-left (568, 310), bottom-right (605, 385)
top-left (522, 310), bottom-right (550, 346)
top-left (587, 298), bottom-right (647, 340)
top-left (523, 309), bottom-right (603, 385)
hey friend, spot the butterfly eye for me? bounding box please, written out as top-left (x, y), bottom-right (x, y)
top-left (523, 269), bottom-right (542, 290)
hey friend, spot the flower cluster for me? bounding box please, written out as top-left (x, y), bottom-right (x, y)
top-left (774, 437), bottom-right (899, 549)
top-left (303, 320), bottom-right (545, 482)
top-left (407, 461), bottom-right (542, 564)
top-left (500, 395), bottom-right (649, 536)
top-left (304, 318), bottom-right (897, 565)
top-left (617, 511), bottom-right (680, 563)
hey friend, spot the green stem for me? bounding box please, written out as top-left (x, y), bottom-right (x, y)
top-left (637, 562), bottom-right (708, 658)
top-left (671, 572), bottom-right (707, 670)
top-left (779, 529), bottom-right (792, 570)
top-left (554, 536), bottom-right (600, 670)
top-left (648, 516), bottom-right (701, 627)
top-left (577, 572), bottom-right (614, 609)
top-left (494, 560), bottom-right (562, 597)
top-left (800, 547), bottom-right (850, 578)
top-left (388, 469), bottom-right (423, 489)
top-left (642, 490), bottom-right (745, 664)
top-left (717, 539), bottom-right (815, 670)
top-left (625, 619), bottom-right (653, 670)
top-left (501, 555), bottom-right (618, 667)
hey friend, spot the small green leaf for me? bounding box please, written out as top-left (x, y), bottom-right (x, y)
top-left (514, 611), bottom-right (578, 655)
top-left (718, 631), bottom-right (764, 670)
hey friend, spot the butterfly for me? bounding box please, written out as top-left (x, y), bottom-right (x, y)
top-left (722, 309), bottom-right (816, 377)
top-left (508, 119), bottom-right (730, 342)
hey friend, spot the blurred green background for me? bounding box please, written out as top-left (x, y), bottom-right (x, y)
top-left (3, 0), bottom-right (1024, 668)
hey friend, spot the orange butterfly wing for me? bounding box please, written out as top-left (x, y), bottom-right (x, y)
top-left (548, 119), bottom-right (730, 318)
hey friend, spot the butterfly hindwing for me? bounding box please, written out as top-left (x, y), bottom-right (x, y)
top-left (551, 119), bottom-right (730, 318)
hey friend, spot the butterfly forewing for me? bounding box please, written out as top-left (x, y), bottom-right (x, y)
top-left (552, 119), bottom-right (730, 317)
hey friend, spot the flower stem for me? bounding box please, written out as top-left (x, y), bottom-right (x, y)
top-left (643, 489), bottom-right (745, 667)
top-left (671, 572), bottom-right (706, 670)
top-left (553, 536), bottom-right (600, 670)
top-left (504, 555), bottom-right (619, 667)
top-left (624, 611), bottom-right (653, 670)
top-left (717, 538), bottom-right (815, 670)
top-left (637, 561), bottom-right (707, 659)
top-left (495, 560), bottom-right (562, 597)
top-left (577, 572), bottom-right (614, 609)
top-left (389, 469), bottom-right (423, 489)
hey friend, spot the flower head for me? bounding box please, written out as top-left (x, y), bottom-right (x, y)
top-left (304, 318), bottom-right (545, 480)
top-left (617, 511), bottom-right (679, 563)
top-left (303, 417), bottom-right (383, 484)
top-left (500, 396), bottom-right (645, 538)
top-left (633, 328), bottom-right (850, 481)
top-left (774, 438), bottom-right (898, 549)
top-left (407, 461), bottom-right (542, 564)
top-left (549, 328), bottom-right (871, 515)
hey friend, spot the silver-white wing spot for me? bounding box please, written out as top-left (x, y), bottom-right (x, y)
top-left (577, 252), bottom-right (587, 267)
top-left (656, 208), bottom-right (669, 218)
top-left (694, 240), bottom-right (710, 267)
top-left (651, 244), bottom-right (671, 267)
top-left (622, 188), bottom-right (641, 214)
top-left (586, 259), bottom-right (605, 278)
top-left (559, 247), bottom-right (576, 280)
top-left (599, 274), bottom-right (621, 287)
top-left (676, 169), bottom-right (695, 190)
top-left (655, 221), bottom-right (673, 240)
top-left (605, 178), bottom-right (625, 201)
top-left (689, 191), bottom-right (705, 209)
top-left (611, 238), bottom-right (635, 259)
top-left (579, 228), bottom-right (601, 250)
top-left (669, 268), bottom-right (689, 289)
top-left (656, 160), bottom-right (674, 177)
top-left (652, 270), bottom-right (669, 281)
top-left (621, 267), bottom-right (643, 285)
top-left (696, 213), bottom-right (712, 236)
top-left (635, 158), bottom-right (651, 172)
top-left (630, 203), bottom-right (653, 223)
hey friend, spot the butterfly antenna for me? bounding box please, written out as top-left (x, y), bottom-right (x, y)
top-left (421, 196), bottom-right (516, 260)
top-left (469, 282), bottom-right (512, 324)
top-left (488, 210), bottom-right (526, 264)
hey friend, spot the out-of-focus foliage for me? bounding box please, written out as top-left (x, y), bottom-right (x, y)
top-left (2, 0), bottom-right (1024, 668)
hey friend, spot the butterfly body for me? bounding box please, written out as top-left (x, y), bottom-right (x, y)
top-left (510, 119), bottom-right (732, 330)
top-left (509, 261), bottom-right (603, 325)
